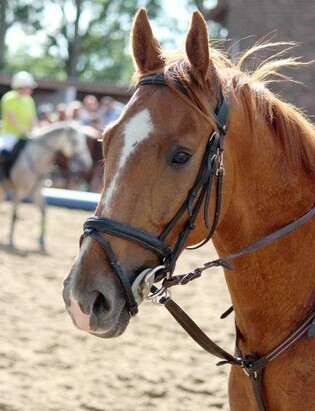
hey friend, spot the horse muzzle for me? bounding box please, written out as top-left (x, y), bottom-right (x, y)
top-left (62, 268), bottom-right (131, 338)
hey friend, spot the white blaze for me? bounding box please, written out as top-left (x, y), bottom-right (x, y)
top-left (103, 109), bottom-right (153, 211)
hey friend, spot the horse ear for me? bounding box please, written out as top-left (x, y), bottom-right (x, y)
top-left (185, 11), bottom-right (214, 81)
top-left (131, 8), bottom-right (165, 73)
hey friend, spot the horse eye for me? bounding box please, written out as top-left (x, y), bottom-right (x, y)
top-left (171, 151), bottom-right (191, 166)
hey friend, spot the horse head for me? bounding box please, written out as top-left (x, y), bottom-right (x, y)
top-left (61, 122), bottom-right (93, 171)
top-left (63, 9), bottom-right (232, 338)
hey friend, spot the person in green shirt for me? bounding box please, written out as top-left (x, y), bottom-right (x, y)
top-left (0, 71), bottom-right (37, 179)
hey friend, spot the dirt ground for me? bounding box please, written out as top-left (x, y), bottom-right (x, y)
top-left (0, 201), bottom-right (234, 411)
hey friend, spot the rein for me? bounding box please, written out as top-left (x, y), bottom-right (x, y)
top-left (81, 74), bottom-right (315, 411)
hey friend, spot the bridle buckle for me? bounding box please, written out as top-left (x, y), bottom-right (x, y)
top-left (216, 150), bottom-right (225, 176)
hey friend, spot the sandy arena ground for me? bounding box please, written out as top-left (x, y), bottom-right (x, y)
top-left (0, 201), bottom-right (234, 411)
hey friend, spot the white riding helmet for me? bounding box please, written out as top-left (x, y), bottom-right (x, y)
top-left (11, 71), bottom-right (37, 89)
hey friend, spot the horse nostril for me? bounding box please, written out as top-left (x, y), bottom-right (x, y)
top-left (92, 292), bottom-right (110, 316)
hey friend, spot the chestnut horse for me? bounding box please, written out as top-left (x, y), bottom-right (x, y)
top-left (63, 9), bottom-right (315, 411)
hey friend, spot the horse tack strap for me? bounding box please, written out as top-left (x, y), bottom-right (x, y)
top-left (262, 309), bottom-right (315, 363)
top-left (82, 228), bottom-right (139, 316)
top-left (248, 370), bottom-right (266, 411)
top-left (161, 295), bottom-right (236, 363)
top-left (163, 202), bottom-right (315, 288)
top-left (222, 202), bottom-right (315, 264)
top-left (137, 75), bottom-right (189, 97)
top-left (158, 202), bottom-right (315, 411)
top-left (162, 295), bottom-right (315, 366)
top-left (161, 291), bottom-right (315, 411)
top-left (234, 309), bottom-right (315, 411)
top-left (137, 74), bottom-right (230, 133)
top-left (84, 217), bottom-right (172, 258)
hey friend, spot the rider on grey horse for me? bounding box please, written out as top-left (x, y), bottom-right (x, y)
top-left (0, 71), bottom-right (37, 181)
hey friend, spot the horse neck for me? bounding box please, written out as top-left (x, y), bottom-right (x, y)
top-left (213, 97), bottom-right (315, 353)
top-left (40, 128), bottom-right (67, 152)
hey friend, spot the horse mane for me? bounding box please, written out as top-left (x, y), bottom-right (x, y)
top-left (227, 43), bottom-right (315, 178)
top-left (132, 42), bottom-right (315, 178)
top-left (31, 121), bottom-right (79, 139)
top-left (31, 121), bottom-right (66, 138)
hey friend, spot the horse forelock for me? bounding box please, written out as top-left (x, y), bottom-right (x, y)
top-left (132, 50), bottom-right (223, 127)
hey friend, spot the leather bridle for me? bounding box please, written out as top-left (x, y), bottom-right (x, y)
top-left (82, 74), bottom-right (230, 316)
top-left (80, 74), bottom-right (315, 411)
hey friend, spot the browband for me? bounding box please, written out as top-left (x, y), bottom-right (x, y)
top-left (137, 74), bottom-right (229, 134)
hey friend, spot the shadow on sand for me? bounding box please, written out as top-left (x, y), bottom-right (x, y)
top-left (0, 242), bottom-right (50, 257)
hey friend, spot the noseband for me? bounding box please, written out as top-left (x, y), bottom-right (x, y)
top-left (81, 74), bottom-right (230, 316)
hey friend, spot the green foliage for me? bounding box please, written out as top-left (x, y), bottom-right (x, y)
top-left (189, 0), bottom-right (228, 39)
top-left (2, 0), bottom-right (222, 84)
top-left (5, 48), bottom-right (67, 80)
top-left (2, 0), bottom-right (163, 84)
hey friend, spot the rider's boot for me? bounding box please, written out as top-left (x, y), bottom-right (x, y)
top-left (0, 149), bottom-right (10, 182)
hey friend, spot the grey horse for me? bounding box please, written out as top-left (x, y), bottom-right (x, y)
top-left (0, 121), bottom-right (93, 249)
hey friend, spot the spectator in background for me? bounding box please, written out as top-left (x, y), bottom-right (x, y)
top-left (0, 71), bottom-right (37, 179)
top-left (53, 103), bottom-right (68, 122)
top-left (38, 103), bottom-right (53, 127)
top-left (99, 96), bottom-right (124, 126)
top-left (68, 100), bottom-right (82, 122)
top-left (80, 94), bottom-right (100, 126)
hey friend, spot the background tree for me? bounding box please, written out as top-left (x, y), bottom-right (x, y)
top-left (2, 0), bottom-right (225, 84)
top-left (189, 0), bottom-right (230, 38)
top-left (3, 0), bottom-right (161, 84)
top-left (0, 0), bottom-right (44, 70)
top-left (0, 0), bottom-right (8, 70)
